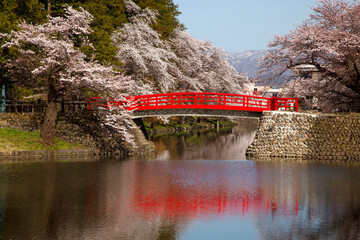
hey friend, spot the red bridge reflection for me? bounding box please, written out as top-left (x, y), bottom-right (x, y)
top-left (84, 162), bottom-right (300, 222)
top-left (126, 162), bottom-right (300, 219)
top-left (133, 189), bottom-right (299, 219)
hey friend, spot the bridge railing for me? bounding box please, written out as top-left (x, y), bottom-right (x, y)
top-left (88, 92), bottom-right (298, 112)
top-left (129, 92), bottom-right (271, 111)
top-left (271, 98), bottom-right (298, 112)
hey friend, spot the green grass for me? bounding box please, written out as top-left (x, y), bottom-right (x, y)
top-left (0, 128), bottom-right (83, 151)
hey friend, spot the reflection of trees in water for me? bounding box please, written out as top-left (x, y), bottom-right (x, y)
top-left (152, 122), bottom-right (258, 160)
top-left (1, 135), bottom-right (360, 240)
top-left (0, 165), bottom-right (8, 235)
top-left (0, 162), bottom-right (183, 240)
top-left (255, 162), bottom-right (360, 240)
top-left (0, 162), bottom-right (94, 239)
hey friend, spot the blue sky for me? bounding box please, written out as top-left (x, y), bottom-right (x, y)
top-left (174, 0), bottom-right (318, 52)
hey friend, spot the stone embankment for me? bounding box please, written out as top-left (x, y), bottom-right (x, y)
top-left (0, 112), bottom-right (154, 159)
top-left (246, 111), bottom-right (360, 162)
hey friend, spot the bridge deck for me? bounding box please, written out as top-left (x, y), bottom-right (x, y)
top-left (131, 108), bottom-right (263, 119)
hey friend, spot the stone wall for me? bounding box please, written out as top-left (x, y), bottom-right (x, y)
top-left (0, 112), bottom-right (154, 158)
top-left (246, 111), bottom-right (360, 162)
top-left (0, 113), bottom-right (41, 131)
top-left (57, 112), bottom-right (154, 158)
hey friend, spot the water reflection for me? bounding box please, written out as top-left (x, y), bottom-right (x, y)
top-left (1, 160), bottom-right (360, 239)
top-left (1, 122), bottom-right (360, 239)
top-left (151, 126), bottom-right (257, 160)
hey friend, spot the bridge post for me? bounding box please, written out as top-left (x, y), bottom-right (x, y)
top-left (270, 97), bottom-right (278, 111)
top-left (133, 118), bottom-right (149, 140)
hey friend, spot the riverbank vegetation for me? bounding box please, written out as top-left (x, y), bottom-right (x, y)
top-left (143, 116), bottom-right (259, 140)
top-left (143, 116), bottom-right (235, 131)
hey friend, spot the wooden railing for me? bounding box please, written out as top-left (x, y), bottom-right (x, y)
top-left (4, 100), bottom-right (88, 113)
top-left (89, 92), bottom-right (298, 112)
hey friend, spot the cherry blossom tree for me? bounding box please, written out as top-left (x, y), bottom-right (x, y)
top-left (258, 0), bottom-right (360, 112)
top-left (171, 29), bottom-right (250, 93)
top-left (112, 0), bottom-right (250, 95)
top-left (1, 6), bottom-right (133, 145)
top-left (112, 0), bottom-right (179, 93)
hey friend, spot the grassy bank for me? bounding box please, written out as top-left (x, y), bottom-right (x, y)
top-left (0, 128), bottom-right (83, 151)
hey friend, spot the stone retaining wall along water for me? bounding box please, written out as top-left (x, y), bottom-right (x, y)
top-left (0, 113), bottom-right (154, 159)
top-left (246, 111), bottom-right (360, 162)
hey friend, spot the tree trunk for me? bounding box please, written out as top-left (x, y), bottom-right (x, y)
top-left (40, 78), bottom-right (58, 146)
top-left (47, 0), bottom-right (51, 15)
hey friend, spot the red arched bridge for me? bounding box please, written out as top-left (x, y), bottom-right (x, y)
top-left (88, 92), bottom-right (298, 118)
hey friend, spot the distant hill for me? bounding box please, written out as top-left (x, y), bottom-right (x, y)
top-left (226, 49), bottom-right (292, 86)
top-left (226, 50), bottom-right (267, 79)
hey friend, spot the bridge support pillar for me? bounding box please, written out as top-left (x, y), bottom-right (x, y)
top-left (180, 116), bottom-right (185, 124)
top-left (133, 118), bottom-right (149, 140)
top-left (1, 84), bottom-right (5, 113)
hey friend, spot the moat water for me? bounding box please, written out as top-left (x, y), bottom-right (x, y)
top-left (0, 124), bottom-right (360, 239)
